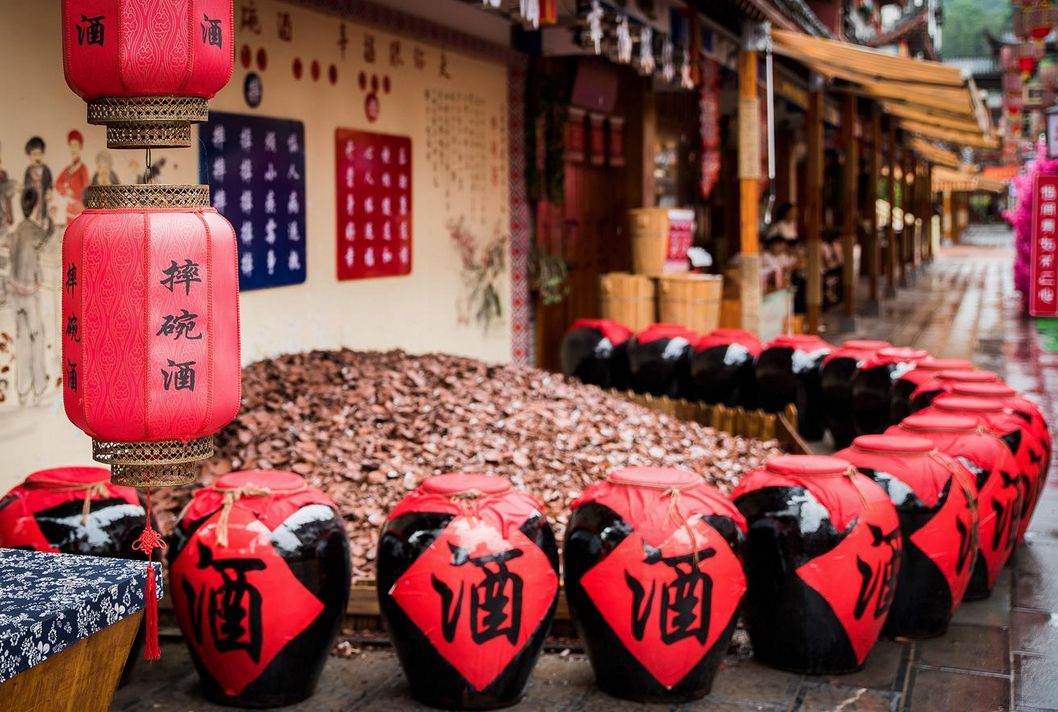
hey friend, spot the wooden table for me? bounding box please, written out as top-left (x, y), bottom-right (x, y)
top-left (0, 549), bottom-right (161, 712)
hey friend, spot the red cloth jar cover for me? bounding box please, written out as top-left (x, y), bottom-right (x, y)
top-left (950, 382), bottom-right (1052, 468)
top-left (733, 455), bottom-right (900, 673)
top-left (564, 467), bottom-right (746, 701)
top-left (0, 467), bottom-right (143, 555)
top-left (850, 347), bottom-right (931, 437)
top-left (834, 436), bottom-right (977, 637)
top-left (690, 329), bottom-right (761, 408)
top-left (62, 193), bottom-right (241, 486)
top-left (890, 358), bottom-right (974, 423)
top-left (561, 318), bottom-right (633, 390)
top-left (909, 369), bottom-right (1000, 412)
top-left (892, 412), bottom-right (1023, 598)
top-left (755, 335), bottom-right (834, 440)
top-left (168, 470), bottom-right (351, 707)
top-left (821, 340), bottom-right (892, 449)
top-left (378, 474), bottom-right (559, 709)
top-left (62, 1), bottom-right (234, 148)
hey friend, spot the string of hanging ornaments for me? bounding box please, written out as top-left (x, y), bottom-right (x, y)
top-left (60, 0), bottom-right (240, 660)
top-left (576, 0), bottom-right (691, 86)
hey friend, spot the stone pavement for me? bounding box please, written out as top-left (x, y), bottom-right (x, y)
top-left (114, 227), bottom-right (1057, 711)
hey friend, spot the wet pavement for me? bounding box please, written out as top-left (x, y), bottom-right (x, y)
top-left (114, 226), bottom-right (1057, 711)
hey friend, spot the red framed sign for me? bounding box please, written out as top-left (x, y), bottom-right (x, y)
top-left (1031, 174), bottom-right (1058, 316)
top-left (335, 128), bottom-right (412, 280)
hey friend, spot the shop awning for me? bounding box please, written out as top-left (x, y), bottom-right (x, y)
top-left (771, 29), bottom-right (996, 152)
top-left (911, 138), bottom-right (961, 169)
top-left (932, 166), bottom-right (1007, 193)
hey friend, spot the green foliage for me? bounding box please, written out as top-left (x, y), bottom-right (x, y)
top-left (941, 0), bottom-right (1011, 58)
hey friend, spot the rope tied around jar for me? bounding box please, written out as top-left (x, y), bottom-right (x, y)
top-left (28, 477), bottom-right (111, 526)
top-left (794, 466), bottom-right (874, 511)
top-left (608, 474), bottom-right (707, 568)
top-left (210, 481), bottom-right (308, 547)
top-left (446, 489), bottom-right (509, 522)
top-left (929, 450), bottom-right (979, 519)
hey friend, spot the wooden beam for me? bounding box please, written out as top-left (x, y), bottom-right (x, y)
top-left (805, 77), bottom-right (825, 334)
top-left (868, 103), bottom-right (882, 306)
top-left (899, 120), bottom-right (999, 150)
top-left (887, 120), bottom-right (898, 296)
top-left (738, 26), bottom-right (762, 335)
top-left (901, 139), bottom-right (913, 285)
top-left (842, 93), bottom-right (858, 318)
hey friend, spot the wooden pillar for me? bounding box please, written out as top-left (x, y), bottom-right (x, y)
top-left (738, 24), bottom-right (762, 335)
top-left (805, 75), bottom-right (825, 334)
top-left (841, 94), bottom-right (858, 322)
top-left (865, 103), bottom-right (881, 313)
top-left (942, 189), bottom-right (953, 244)
top-left (886, 121), bottom-right (897, 297)
top-left (925, 163), bottom-right (934, 260)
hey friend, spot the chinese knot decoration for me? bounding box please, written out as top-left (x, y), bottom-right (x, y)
top-left (63, 184), bottom-right (241, 488)
top-left (62, 0), bottom-right (234, 148)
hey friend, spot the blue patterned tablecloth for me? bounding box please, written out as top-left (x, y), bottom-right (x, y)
top-left (0, 549), bottom-right (162, 683)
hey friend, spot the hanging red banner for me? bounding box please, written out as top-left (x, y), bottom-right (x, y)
top-left (1030, 174), bottom-right (1058, 315)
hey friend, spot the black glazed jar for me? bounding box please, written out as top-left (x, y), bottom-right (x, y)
top-left (560, 318), bottom-right (632, 390)
top-left (820, 340), bottom-right (891, 449)
top-left (689, 328), bottom-right (761, 407)
top-left (888, 357), bottom-right (973, 424)
top-left (835, 435), bottom-right (978, 638)
top-left (168, 470), bottom-right (351, 708)
top-left (850, 347), bottom-right (929, 436)
top-left (565, 467), bottom-right (746, 702)
top-left (626, 323), bottom-right (698, 398)
top-left (754, 334), bottom-right (834, 440)
top-left (377, 473), bottom-right (559, 710)
top-left (0, 466), bottom-right (145, 555)
top-left (733, 455), bottom-right (901, 674)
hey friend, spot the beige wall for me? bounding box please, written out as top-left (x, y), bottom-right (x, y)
top-left (0, 0), bottom-right (513, 491)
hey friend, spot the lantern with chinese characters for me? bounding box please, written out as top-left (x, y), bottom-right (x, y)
top-left (889, 358), bottom-right (973, 423)
top-left (377, 474), bottom-right (559, 710)
top-left (560, 318), bottom-right (632, 390)
top-left (755, 335), bottom-right (834, 440)
top-left (821, 340), bottom-right (891, 449)
top-left (63, 185), bottom-right (241, 488)
top-left (850, 346), bottom-right (930, 436)
top-left (168, 470), bottom-right (351, 707)
top-left (62, 0), bottom-right (234, 148)
top-left (564, 467), bottom-right (746, 702)
top-left (626, 323), bottom-right (698, 398)
top-left (689, 328), bottom-right (761, 407)
top-left (733, 455), bottom-right (900, 674)
top-left (888, 413), bottom-right (1021, 600)
top-left (835, 436), bottom-right (978, 638)
top-left (909, 369), bottom-right (1000, 412)
top-left (0, 467), bottom-right (145, 556)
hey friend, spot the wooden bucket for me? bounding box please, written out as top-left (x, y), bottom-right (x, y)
top-left (629, 207), bottom-right (669, 276)
top-left (657, 274), bottom-right (722, 334)
top-left (599, 272), bottom-right (655, 331)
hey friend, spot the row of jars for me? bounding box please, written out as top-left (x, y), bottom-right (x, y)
top-left (1, 377), bottom-right (1048, 710)
top-left (561, 319), bottom-right (1050, 451)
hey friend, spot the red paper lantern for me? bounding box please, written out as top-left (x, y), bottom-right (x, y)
top-left (62, 185), bottom-right (241, 487)
top-left (62, 0), bottom-right (234, 147)
top-left (1020, 55), bottom-right (1038, 80)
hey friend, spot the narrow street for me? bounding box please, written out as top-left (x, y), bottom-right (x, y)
top-left (114, 229), bottom-right (1057, 711)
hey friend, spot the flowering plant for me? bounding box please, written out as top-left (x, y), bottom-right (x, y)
top-left (449, 219), bottom-right (507, 331)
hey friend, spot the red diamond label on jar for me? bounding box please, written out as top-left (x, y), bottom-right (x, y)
top-left (796, 517), bottom-right (902, 664)
top-left (579, 517), bottom-right (745, 689)
top-left (169, 507), bottom-right (325, 696)
top-left (389, 517), bottom-right (558, 692)
top-left (909, 476), bottom-right (977, 611)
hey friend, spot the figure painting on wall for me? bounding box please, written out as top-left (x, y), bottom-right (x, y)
top-left (6, 187), bottom-right (54, 404)
top-left (55, 130), bottom-right (89, 223)
top-left (0, 143), bottom-right (15, 234)
top-left (90, 150), bottom-right (120, 186)
top-left (22, 137), bottom-right (52, 224)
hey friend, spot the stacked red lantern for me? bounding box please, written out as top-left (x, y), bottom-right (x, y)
top-left (62, 0), bottom-right (234, 148)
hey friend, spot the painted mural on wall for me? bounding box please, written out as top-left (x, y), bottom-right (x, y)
top-left (199, 111), bottom-right (308, 291)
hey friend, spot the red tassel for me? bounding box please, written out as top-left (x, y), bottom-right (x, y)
top-left (133, 485), bottom-right (166, 662)
top-left (144, 556), bottom-right (161, 660)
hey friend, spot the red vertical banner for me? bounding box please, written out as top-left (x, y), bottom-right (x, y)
top-left (335, 128), bottom-right (413, 280)
top-left (1031, 174), bottom-right (1058, 316)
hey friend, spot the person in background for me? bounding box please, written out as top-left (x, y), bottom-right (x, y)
top-left (90, 150), bottom-right (120, 186)
top-left (55, 130), bottom-right (89, 223)
top-left (765, 202), bottom-right (798, 241)
top-left (7, 186), bottom-right (54, 403)
top-left (761, 235), bottom-right (791, 291)
top-left (22, 137), bottom-right (52, 224)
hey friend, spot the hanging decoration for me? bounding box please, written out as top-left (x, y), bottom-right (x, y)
top-left (588, 0), bottom-right (605, 55)
top-left (616, 16), bottom-right (633, 63)
top-left (662, 38), bottom-right (675, 82)
top-left (520, 0), bottom-right (541, 29)
top-left (60, 0), bottom-right (239, 662)
top-left (699, 58), bottom-right (721, 199)
top-left (639, 27), bottom-right (656, 74)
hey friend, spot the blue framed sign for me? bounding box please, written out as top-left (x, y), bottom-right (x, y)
top-left (199, 111), bottom-right (307, 291)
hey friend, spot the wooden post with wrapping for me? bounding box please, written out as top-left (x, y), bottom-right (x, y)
top-left (738, 22), bottom-right (763, 335)
top-left (804, 74), bottom-right (825, 335)
top-left (865, 102), bottom-right (881, 315)
top-left (841, 93), bottom-right (858, 327)
top-left (886, 120), bottom-right (898, 297)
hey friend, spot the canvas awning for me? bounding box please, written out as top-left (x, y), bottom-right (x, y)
top-left (771, 29), bottom-right (997, 152)
top-left (932, 166), bottom-right (1007, 193)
